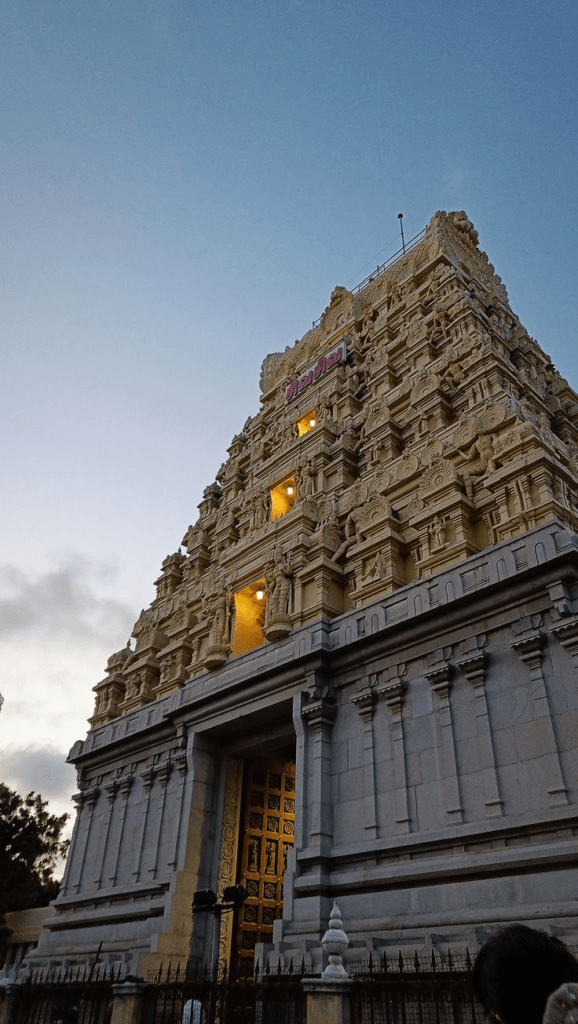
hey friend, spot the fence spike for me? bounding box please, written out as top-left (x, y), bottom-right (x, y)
top-left (301, 956), bottom-right (305, 976)
top-left (398, 950), bottom-right (404, 973)
top-left (448, 949), bottom-right (453, 971)
top-left (414, 950), bottom-right (419, 972)
top-left (431, 949), bottom-right (437, 971)
top-left (465, 948), bottom-right (472, 970)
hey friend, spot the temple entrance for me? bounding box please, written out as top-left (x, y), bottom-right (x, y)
top-left (233, 756), bottom-right (296, 978)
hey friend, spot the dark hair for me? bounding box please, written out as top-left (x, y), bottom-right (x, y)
top-left (472, 925), bottom-right (578, 1024)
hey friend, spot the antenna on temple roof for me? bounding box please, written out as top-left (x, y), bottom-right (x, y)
top-left (398, 213), bottom-right (406, 254)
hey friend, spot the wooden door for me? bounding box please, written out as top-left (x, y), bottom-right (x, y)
top-left (233, 757), bottom-right (295, 978)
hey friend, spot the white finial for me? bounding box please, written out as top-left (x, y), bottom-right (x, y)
top-left (321, 902), bottom-right (349, 978)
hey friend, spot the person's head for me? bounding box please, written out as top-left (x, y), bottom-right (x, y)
top-left (472, 925), bottom-right (578, 1024)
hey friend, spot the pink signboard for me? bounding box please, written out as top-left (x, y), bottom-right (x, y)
top-left (285, 342), bottom-right (346, 403)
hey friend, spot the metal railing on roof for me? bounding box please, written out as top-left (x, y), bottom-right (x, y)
top-left (311, 226), bottom-right (426, 329)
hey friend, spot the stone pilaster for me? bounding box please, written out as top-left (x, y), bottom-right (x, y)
top-left (167, 751), bottom-right (188, 870)
top-left (301, 696), bottom-right (337, 856)
top-left (378, 679), bottom-right (410, 833)
top-left (511, 633), bottom-right (568, 807)
top-left (425, 664), bottom-right (463, 823)
top-left (70, 785), bottom-right (100, 893)
top-left (58, 785), bottom-right (84, 897)
top-left (132, 765), bottom-right (158, 882)
top-left (457, 653), bottom-right (503, 817)
top-left (351, 686), bottom-right (378, 838)
top-left (95, 779), bottom-right (120, 888)
top-left (148, 759), bottom-right (173, 880)
top-left (109, 774), bottom-right (134, 886)
top-left (215, 757), bottom-right (243, 974)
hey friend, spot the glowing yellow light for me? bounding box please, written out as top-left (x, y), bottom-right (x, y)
top-left (309, 419), bottom-right (316, 427)
top-left (256, 590), bottom-right (264, 601)
top-left (286, 486), bottom-right (294, 495)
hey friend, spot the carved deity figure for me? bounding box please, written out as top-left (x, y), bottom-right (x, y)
top-left (297, 462), bottom-right (316, 498)
top-left (253, 490), bottom-right (270, 530)
top-left (265, 554), bottom-right (293, 624)
top-left (332, 512), bottom-right (362, 564)
top-left (439, 349), bottom-right (465, 392)
top-left (459, 432), bottom-right (499, 499)
top-left (318, 394), bottom-right (333, 425)
top-left (206, 583), bottom-right (234, 648)
top-left (429, 515), bottom-right (448, 551)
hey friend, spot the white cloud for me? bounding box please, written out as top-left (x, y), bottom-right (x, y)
top-left (0, 554), bottom-right (138, 833)
top-left (1, 745), bottom-right (77, 806)
top-left (0, 554), bottom-right (136, 642)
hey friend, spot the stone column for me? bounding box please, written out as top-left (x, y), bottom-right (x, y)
top-left (457, 653), bottom-right (503, 817)
top-left (351, 686), bottom-right (377, 838)
top-left (425, 664), bottom-right (463, 823)
top-left (301, 695), bottom-right (337, 857)
top-left (511, 633), bottom-right (568, 807)
top-left (110, 980), bottom-right (148, 1024)
top-left (378, 679), bottom-right (410, 833)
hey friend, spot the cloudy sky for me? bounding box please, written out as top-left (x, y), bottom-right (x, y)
top-left (1, 0), bottom-right (578, 840)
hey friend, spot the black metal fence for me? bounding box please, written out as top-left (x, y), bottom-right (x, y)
top-left (9, 963), bottom-right (121, 1024)
top-left (349, 951), bottom-right (483, 1024)
top-left (3, 950), bottom-right (484, 1024)
top-left (144, 961), bottom-right (307, 1024)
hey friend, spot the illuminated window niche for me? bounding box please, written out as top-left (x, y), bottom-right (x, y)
top-left (230, 580), bottom-right (266, 657)
top-left (296, 409), bottom-right (317, 437)
top-left (270, 476), bottom-right (296, 521)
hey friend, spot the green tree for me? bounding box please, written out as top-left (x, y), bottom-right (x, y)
top-left (0, 784), bottom-right (69, 913)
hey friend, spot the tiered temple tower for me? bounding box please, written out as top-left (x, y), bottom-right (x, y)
top-left (31, 211), bottom-right (578, 975)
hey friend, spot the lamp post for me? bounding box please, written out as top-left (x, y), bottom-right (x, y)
top-left (191, 885), bottom-right (248, 976)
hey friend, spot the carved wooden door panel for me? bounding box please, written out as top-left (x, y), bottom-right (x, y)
top-left (234, 757), bottom-right (295, 978)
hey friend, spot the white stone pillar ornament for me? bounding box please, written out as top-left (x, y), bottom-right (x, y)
top-left (322, 902), bottom-right (349, 978)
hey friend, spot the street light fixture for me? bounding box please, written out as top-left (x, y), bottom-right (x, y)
top-left (191, 885), bottom-right (248, 973)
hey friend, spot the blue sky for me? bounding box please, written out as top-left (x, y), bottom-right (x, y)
top-left (1, 0), bottom-right (577, 828)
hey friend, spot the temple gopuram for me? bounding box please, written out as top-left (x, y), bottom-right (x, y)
top-left (30, 211), bottom-right (578, 976)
